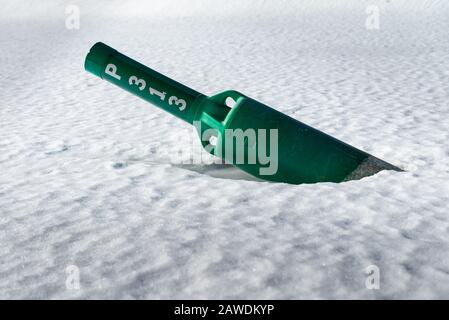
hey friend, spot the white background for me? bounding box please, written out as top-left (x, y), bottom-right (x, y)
top-left (1, 0), bottom-right (449, 298)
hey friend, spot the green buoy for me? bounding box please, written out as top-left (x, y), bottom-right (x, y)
top-left (85, 42), bottom-right (402, 184)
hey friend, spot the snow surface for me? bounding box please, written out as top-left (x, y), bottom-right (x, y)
top-left (1, 0), bottom-right (449, 299)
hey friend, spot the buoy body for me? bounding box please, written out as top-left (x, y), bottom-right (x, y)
top-left (85, 42), bottom-right (401, 184)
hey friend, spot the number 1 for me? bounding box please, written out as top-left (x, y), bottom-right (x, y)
top-left (149, 87), bottom-right (166, 101)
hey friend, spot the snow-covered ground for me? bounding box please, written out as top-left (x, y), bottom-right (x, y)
top-left (1, 0), bottom-right (449, 299)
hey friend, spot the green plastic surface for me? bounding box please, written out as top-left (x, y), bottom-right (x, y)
top-left (85, 42), bottom-right (402, 184)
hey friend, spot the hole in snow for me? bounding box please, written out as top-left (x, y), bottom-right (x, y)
top-left (112, 162), bottom-right (127, 169)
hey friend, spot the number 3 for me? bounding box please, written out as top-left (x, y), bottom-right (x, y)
top-left (128, 76), bottom-right (146, 91)
top-left (168, 96), bottom-right (187, 111)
